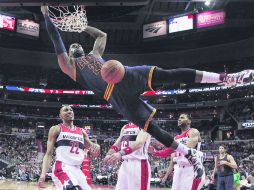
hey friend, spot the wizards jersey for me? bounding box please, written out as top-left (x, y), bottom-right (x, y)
top-left (120, 123), bottom-right (151, 160)
top-left (55, 123), bottom-right (85, 166)
top-left (174, 128), bottom-right (201, 166)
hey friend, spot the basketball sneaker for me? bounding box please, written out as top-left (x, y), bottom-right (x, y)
top-left (185, 148), bottom-right (204, 179)
top-left (222, 70), bottom-right (254, 88)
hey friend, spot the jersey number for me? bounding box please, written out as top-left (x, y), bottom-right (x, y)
top-left (70, 142), bottom-right (79, 154)
top-left (121, 140), bottom-right (129, 148)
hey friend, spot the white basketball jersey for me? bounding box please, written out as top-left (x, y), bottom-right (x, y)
top-left (120, 123), bottom-right (151, 160)
top-left (55, 123), bottom-right (85, 166)
top-left (174, 128), bottom-right (201, 166)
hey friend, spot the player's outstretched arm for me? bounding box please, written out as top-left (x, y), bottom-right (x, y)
top-left (104, 129), bottom-right (150, 165)
top-left (82, 130), bottom-right (100, 157)
top-left (103, 128), bottom-right (124, 165)
top-left (41, 6), bottom-right (75, 80)
top-left (84, 26), bottom-right (107, 57)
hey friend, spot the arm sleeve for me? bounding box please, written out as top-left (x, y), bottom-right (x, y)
top-left (44, 16), bottom-right (67, 55)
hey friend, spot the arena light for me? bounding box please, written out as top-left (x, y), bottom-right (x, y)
top-left (205, 0), bottom-right (211, 6)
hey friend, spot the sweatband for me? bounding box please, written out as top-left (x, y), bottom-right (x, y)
top-left (119, 147), bottom-right (133, 156)
top-left (110, 145), bottom-right (119, 152)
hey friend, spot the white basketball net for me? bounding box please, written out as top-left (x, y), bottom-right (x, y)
top-left (49, 5), bottom-right (88, 33)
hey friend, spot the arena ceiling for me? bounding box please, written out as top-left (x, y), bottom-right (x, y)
top-left (0, 0), bottom-right (254, 69)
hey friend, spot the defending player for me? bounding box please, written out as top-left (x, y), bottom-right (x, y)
top-left (38, 106), bottom-right (100, 190)
top-left (103, 123), bottom-right (151, 190)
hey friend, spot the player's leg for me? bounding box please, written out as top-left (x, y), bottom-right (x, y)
top-left (51, 162), bottom-right (64, 190)
top-left (176, 166), bottom-right (193, 190)
top-left (186, 165), bottom-right (206, 190)
top-left (151, 67), bottom-right (254, 88)
top-left (51, 174), bottom-right (64, 190)
top-left (151, 67), bottom-right (225, 89)
top-left (196, 172), bottom-right (206, 190)
top-left (224, 175), bottom-right (234, 190)
top-left (115, 161), bottom-right (128, 190)
top-left (128, 160), bottom-right (150, 190)
top-left (51, 161), bottom-right (77, 190)
top-left (216, 176), bottom-right (226, 190)
top-left (53, 163), bottom-right (88, 190)
top-left (75, 167), bottom-right (92, 190)
top-left (171, 166), bottom-right (180, 190)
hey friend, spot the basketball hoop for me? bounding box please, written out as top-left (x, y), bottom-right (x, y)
top-left (49, 5), bottom-right (88, 33)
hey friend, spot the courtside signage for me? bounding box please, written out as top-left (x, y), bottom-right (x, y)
top-left (143, 20), bottom-right (167, 38)
top-left (17, 19), bottom-right (40, 37)
top-left (197, 10), bottom-right (225, 29)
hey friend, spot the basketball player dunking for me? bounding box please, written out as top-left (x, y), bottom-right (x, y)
top-left (103, 123), bottom-right (151, 190)
top-left (38, 105), bottom-right (100, 190)
top-left (41, 5), bottom-right (254, 179)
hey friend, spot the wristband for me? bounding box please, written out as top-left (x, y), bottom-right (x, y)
top-left (119, 150), bottom-right (125, 156)
top-left (122, 147), bottom-right (133, 155)
top-left (110, 145), bottom-right (119, 152)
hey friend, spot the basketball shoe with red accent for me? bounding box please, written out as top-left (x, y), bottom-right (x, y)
top-left (222, 70), bottom-right (254, 88)
top-left (185, 149), bottom-right (204, 179)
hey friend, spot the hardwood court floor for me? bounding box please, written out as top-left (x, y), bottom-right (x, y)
top-left (0, 180), bottom-right (170, 190)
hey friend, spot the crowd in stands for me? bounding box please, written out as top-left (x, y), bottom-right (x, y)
top-left (228, 99), bottom-right (254, 121)
top-left (1, 132), bottom-right (254, 190)
top-left (0, 135), bottom-right (40, 181)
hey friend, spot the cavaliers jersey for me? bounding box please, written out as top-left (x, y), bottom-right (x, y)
top-left (174, 128), bottom-right (201, 166)
top-left (216, 154), bottom-right (233, 177)
top-left (75, 54), bottom-right (107, 98)
top-left (55, 123), bottom-right (85, 166)
top-left (120, 123), bottom-right (151, 160)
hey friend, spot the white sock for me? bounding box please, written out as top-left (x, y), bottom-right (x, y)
top-left (175, 143), bottom-right (189, 155)
top-left (201, 71), bottom-right (222, 83)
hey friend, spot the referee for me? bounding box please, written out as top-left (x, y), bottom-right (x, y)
top-left (212, 145), bottom-right (237, 190)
